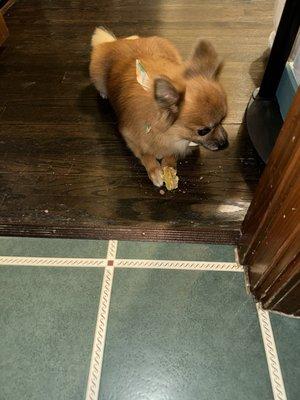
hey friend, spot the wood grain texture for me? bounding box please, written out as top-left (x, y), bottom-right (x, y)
top-left (0, 12), bottom-right (8, 46)
top-left (238, 89), bottom-right (300, 315)
top-left (0, 0), bottom-right (272, 243)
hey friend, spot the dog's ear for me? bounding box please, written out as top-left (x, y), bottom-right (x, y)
top-left (185, 40), bottom-right (221, 79)
top-left (154, 76), bottom-right (183, 116)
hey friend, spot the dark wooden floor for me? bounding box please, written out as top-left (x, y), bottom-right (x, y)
top-left (0, 0), bottom-right (273, 244)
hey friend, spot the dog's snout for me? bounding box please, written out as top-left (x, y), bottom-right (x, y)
top-left (200, 125), bottom-right (229, 151)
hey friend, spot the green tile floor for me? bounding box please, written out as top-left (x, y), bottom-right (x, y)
top-left (0, 237), bottom-right (299, 400)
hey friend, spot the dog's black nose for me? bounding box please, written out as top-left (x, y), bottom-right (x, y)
top-left (217, 139), bottom-right (229, 150)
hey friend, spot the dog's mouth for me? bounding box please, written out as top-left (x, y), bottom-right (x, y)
top-left (188, 141), bottom-right (200, 147)
top-left (200, 138), bottom-right (228, 151)
top-left (187, 138), bottom-right (227, 151)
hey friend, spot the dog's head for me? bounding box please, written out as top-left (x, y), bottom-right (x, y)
top-left (153, 40), bottom-right (228, 151)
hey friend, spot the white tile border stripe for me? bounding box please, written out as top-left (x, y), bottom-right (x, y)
top-left (256, 303), bottom-right (287, 400)
top-left (114, 259), bottom-right (243, 272)
top-left (107, 240), bottom-right (118, 259)
top-left (0, 256), bottom-right (106, 267)
top-left (85, 240), bottom-right (117, 400)
top-left (0, 256), bottom-right (242, 272)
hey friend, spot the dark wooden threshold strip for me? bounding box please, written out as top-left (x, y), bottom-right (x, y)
top-left (0, 223), bottom-right (240, 245)
top-left (0, 0), bottom-right (16, 15)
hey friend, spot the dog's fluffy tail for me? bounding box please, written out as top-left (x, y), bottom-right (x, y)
top-left (91, 27), bottom-right (116, 47)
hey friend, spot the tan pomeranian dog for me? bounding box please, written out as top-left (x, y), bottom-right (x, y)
top-left (90, 27), bottom-right (228, 187)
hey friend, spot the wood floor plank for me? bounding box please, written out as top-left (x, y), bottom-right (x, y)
top-left (0, 60), bottom-right (267, 124)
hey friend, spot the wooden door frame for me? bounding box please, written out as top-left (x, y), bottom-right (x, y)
top-left (238, 89), bottom-right (300, 316)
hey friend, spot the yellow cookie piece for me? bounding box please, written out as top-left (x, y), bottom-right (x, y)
top-left (162, 166), bottom-right (179, 191)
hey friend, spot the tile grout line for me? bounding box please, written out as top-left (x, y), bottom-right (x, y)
top-left (85, 240), bottom-right (118, 400)
top-left (256, 303), bottom-right (287, 400)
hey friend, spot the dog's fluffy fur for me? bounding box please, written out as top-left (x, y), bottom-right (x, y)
top-left (90, 27), bottom-right (228, 187)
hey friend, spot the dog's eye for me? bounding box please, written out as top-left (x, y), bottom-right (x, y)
top-left (197, 127), bottom-right (211, 136)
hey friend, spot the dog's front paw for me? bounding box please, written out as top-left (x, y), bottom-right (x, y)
top-left (149, 167), bottom-right (164, 187)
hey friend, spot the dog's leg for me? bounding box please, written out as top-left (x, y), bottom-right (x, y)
top-left (161, 155), bottom-right (177, 170)
top-left (140, 154), bottom-right (164, 187)
top-left (119, 127), bottom-right (163, 187)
